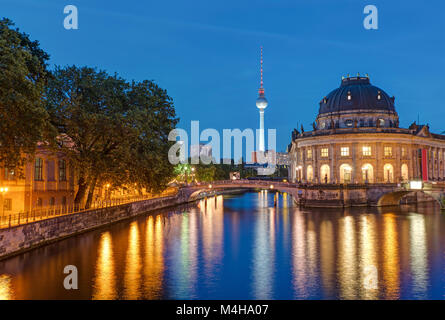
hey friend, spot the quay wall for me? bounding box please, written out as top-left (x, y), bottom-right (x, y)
top-left (0, 192), bottom-right (190, 260)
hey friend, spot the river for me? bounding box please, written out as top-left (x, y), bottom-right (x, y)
top-left (0, 191), bottom-right (444, 299)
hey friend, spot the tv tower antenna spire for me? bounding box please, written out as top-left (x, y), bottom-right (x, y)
top-left (256, 46), bottom-right (268, 152)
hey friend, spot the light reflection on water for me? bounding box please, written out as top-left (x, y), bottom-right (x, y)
top-left (0, 191), bottom-right (444, 300)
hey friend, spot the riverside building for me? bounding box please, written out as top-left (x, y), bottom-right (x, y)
top-left (288, 75), bottom-right (445, 184)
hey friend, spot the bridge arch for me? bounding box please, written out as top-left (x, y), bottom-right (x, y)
top-left (183, 181), bottom-right (300, 202)
top-left (377, 190), bottom-right (444, 208)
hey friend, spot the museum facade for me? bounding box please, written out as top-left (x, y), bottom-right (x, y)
top-left (288, 75), bottom-right (445, 184)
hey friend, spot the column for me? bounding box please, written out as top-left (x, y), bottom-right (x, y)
top-left (375, 142), bottom-right (381, 183)
top-left (396, 144), bottom-right (401, 183)
top-left (352, 142), bottom-right (358, 183)
top-left (330, 144), bottom-right (336, 183)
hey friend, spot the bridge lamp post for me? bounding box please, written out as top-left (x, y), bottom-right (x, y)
top-left (270, 185), bottom-right (274, 190)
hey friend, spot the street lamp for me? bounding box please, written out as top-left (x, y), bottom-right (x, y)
top-left (0, 187), bottom-right (8, 218)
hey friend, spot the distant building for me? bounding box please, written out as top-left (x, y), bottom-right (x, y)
top-left (190, 144), bottom-right (212, 163)
top-left (276, 152), bottom-right (290, 167)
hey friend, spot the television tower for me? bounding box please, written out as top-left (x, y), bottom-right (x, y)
top-left (256, 46), bottom-right (268, 152)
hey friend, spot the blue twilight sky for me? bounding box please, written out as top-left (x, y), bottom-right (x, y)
top-left (2, 0), bottom-right (444, 152)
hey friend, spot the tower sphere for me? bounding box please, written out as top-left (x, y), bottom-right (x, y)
top-left (256, 96), bottom-right (268, 109)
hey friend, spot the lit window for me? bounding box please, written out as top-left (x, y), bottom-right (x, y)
top-left (321, 148), bottom-right (329, 158)
top-left (362, 146), bottom-right (372, 156)
top-left (401, 147), bottom-right (406, 157)
top-left (345, 119), bottom-right (353, 127)
top-left (34, 158), bottom-right (43, 181)
top-left (377, 91), bottom-right (381, 100)
top-left (341, 147), bottom-right (350, 157)
top-left (307, 149), bottom-right (312, 160)
top-left (4, 168), bottom-right (15, 180)
top-left (59, 159), bottom-right (67, 181)
top-left (384, 147), bottom-right (392, 157)
top-left (378, 119), bottom-right (385, 127)
top-left (347, 91), bottom-right (352, 100)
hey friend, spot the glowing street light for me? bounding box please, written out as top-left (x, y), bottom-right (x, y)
top-left (410, 180), bottom-right (422, 190)
top-left (0, 187), bottom-right (8, 218)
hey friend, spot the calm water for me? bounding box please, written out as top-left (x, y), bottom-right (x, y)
top-left (1, 191), bottom-right (445, 300)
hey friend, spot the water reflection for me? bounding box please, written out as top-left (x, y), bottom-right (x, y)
top-left (202, 196), bottom-right (224, 289)
top-left (0, 274), bottom-right (12, 300)
top-left (292, 211), bottom-right (308, 298)
top-left (92, 232), bottom-right (116, 300)
top-left (143, 215), bottom-right (164, 299)
top-left (338, 215), bottom-right (358, 299)
top-left (409, 213), bottom-right (428, 298)
top-left (320, 220), bottom-right (334, 297)
top-left (252, 190), bottom-right (275, 299)
top-left (382, 214), bottom-right (400, 299)
top-left (0, 193), bottom-right (444, 299)
top-left (124, 222), bottom-right (142, 299)
top-left (358, 215), bottom-right (378, 299)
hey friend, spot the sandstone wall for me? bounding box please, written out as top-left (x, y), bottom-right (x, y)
top-left (0, 193), bottom-right (187, 260)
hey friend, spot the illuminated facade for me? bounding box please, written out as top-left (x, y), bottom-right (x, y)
top-left (289, 75), bottom-right (445, 184)
top-left (0, 145), bottom-right (75, 217)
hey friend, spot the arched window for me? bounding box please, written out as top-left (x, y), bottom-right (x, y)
top-left (320, 165), bottom-right (330, 184)
top-left (384, 164), bottom-right (394, 183)
top-left (339, 164), bottom-right (352, 184)
top-left (401, 164), bottom-right (409, 182)
top-left (306, 165), bottom-right (314, 182)
top-left (362, 163), bottom-right (374, 183)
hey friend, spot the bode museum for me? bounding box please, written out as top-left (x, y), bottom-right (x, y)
top-left (288, 75), bottom-right (445, 185)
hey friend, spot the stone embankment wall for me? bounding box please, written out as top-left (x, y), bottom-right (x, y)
top-left (0, 192), bottom-right (189, 260)
top-left (297, 184), bottom-right (432, 208)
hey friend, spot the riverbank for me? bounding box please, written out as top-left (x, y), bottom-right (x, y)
top-left (0, 193), bottom-right (188, 261)
top-left (0, 187), bottom-right (251, 261)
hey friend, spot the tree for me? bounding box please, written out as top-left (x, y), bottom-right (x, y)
top-left (46, 66), bottom-right (131, 206)
top-left (46, 66), bottom-right (178, 207)
top-left (0, 18), bottom-right (52, 173)
top-left (125, 80), bottom-right (178, 194)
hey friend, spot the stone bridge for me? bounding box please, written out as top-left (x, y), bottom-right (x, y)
top-left (178, 180), bottom-right (445, 209)
top-left (180, 180), bottom-right (300, 201)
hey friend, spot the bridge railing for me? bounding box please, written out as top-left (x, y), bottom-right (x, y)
top-left (187, 179), bottom-right (299, 189)
top-left (0, 188), bottom-right (179, 230)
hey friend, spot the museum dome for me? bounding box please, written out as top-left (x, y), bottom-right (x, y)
top-left (318, 75), bottom-right (396, 116)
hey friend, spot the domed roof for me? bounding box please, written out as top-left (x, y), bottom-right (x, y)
top-left (318, 76), bottom-right (396, 115)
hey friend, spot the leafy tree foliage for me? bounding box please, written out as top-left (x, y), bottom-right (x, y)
top-left (46, 66), bottom-right (178, 207)
top-left (0, 18), bottom-right (52, 173)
